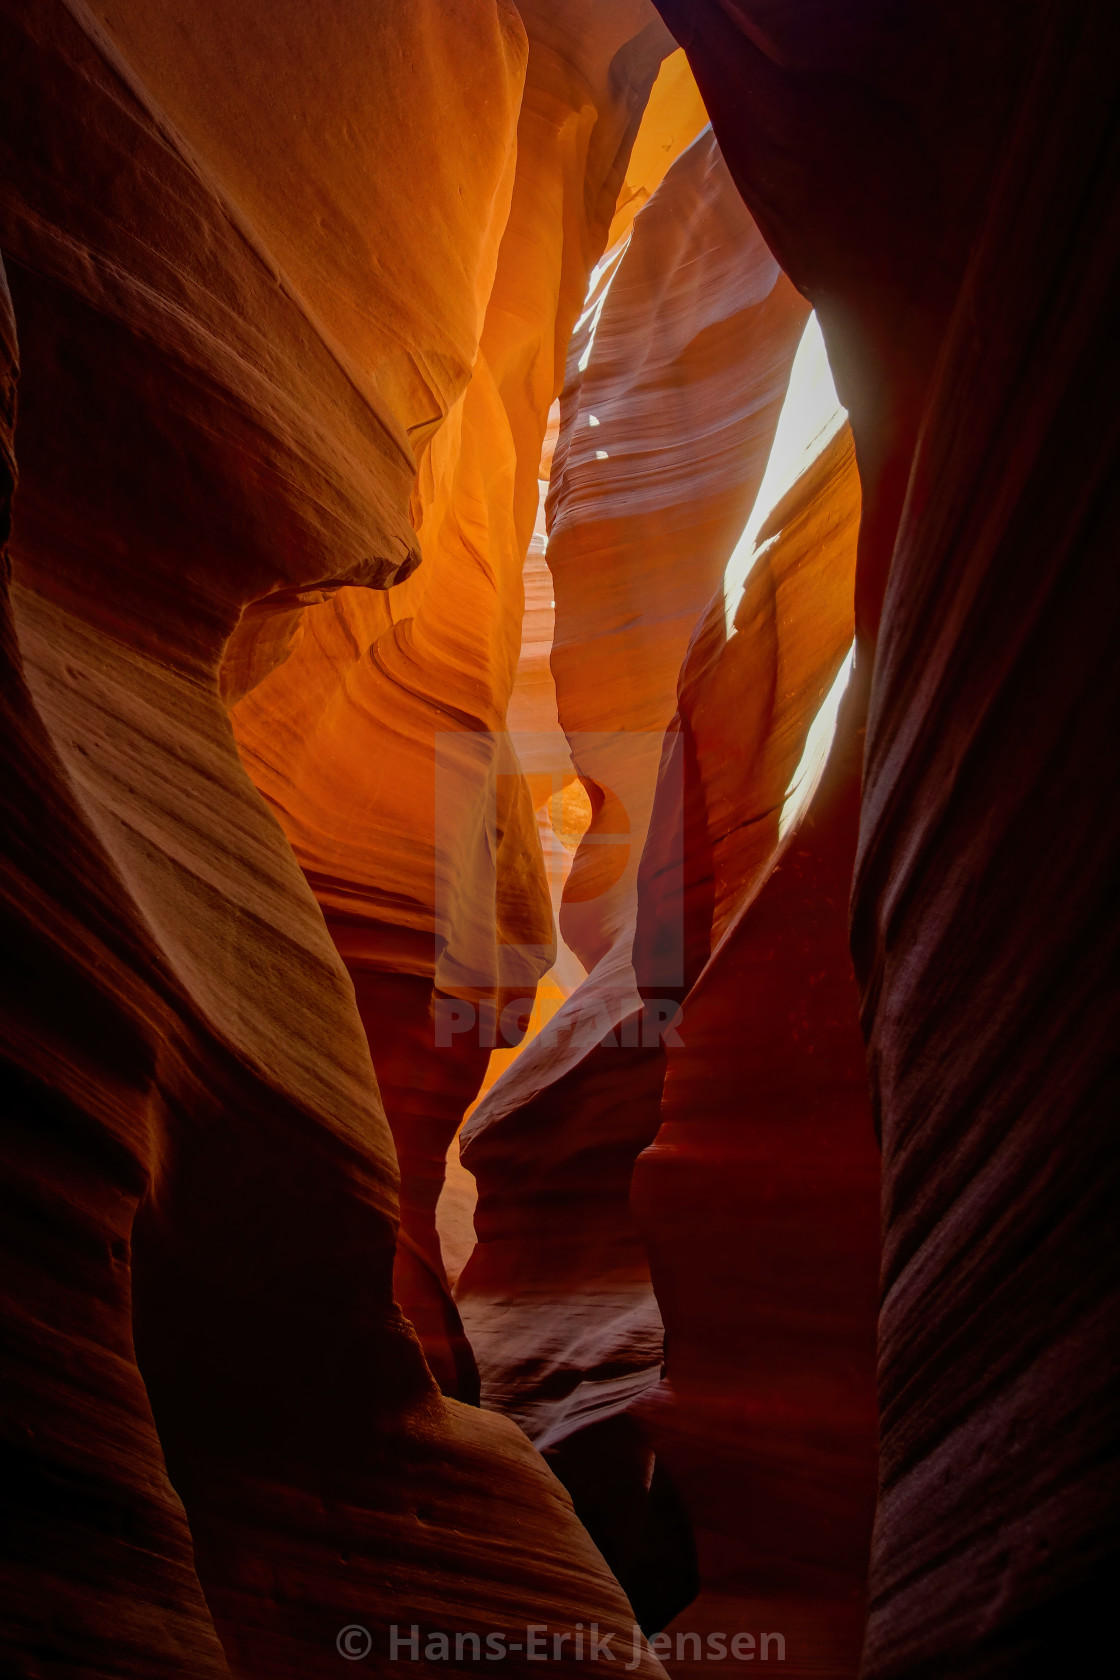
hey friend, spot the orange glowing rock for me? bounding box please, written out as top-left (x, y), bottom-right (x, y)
top-left (0, 2), bottom-right (675, 1673)
top-left (457, 133), bottom-right (861, 1635)
top-left (228, 1), bottom-right (683, 1402)
top-left (458, 124), bottom-right (807, 1443)
top-left (458, 137), bottom-right (877, 1649)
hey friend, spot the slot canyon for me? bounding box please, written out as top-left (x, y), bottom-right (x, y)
top-left (1, 2), bottom-right (1117, 1677)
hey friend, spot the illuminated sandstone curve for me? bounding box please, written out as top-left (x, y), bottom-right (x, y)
top-left (459, 122), bottom-right (806, 1431)
top-left (651, 0), bottom-right (1037, 642)
top-left (229, 2), bottom-right (682, 1398)
top-left (458, 132), bottom-right (832, 1633)
top-left (631, 334), bottom-right (878, 1672)
top-left (0, 2), bottom-right (671, 1674)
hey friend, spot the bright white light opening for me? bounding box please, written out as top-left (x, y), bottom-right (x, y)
top-left (777, 643), bottom-right (854, 843)
top-left (575, 235), bottom-right (630, 374)
top-left (722, 312), bottom-right (847, 637)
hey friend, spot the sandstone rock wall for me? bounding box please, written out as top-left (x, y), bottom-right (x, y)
top-left (455, 127), bottom-right (883, 1662)
top-left (457, 129), bottom-right (808, 1462)
top-left (630, 392), bottom-right (877, 1677)
top-left (0, 3), bottom-right (674, 1673)
top-left (229, 1), bottom-right (682, 1400)
top-left (653, 1), bottom-right (1120, 1673)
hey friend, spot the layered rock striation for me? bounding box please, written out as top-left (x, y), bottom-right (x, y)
top-left (653, 1), bottom-right (1120, 1674)
top-left (458, 128), bottom-right (808, 1459)
top-left (455, 126), bottom-right (883, 1661)
top-left (230, 0), bottom-right (684, 1402)
top-left (0, 2), bottom-right (676, 1674)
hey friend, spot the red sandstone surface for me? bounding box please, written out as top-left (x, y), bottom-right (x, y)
top-left (2, 3), bottom-right (1116, 1679)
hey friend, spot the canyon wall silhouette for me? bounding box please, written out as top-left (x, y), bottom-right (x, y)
top-left (651, 1), bottom-right (1120, 1675)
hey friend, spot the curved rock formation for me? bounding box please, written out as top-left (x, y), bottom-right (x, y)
top-left (651, 0), bottom-right (1039, 641)
top-left (0, 2), bottom-right (672, 1673)
top-left (229, 0), bottom-right (683, 1400)
top-left (458, 126), bottom-right (807, 1449)
top-left (0, 249), bottom-right (235, 1680)
top-left (653, 1), bottom-right (1120, 1674)
top-left (456, 136), bottom-right (878, 1656)
top-left (625, 326), bottom-right (878, 1672)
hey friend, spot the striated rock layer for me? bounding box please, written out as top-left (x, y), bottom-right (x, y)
top-left (0, 3), bottom-right (672, 1675)
top-left (656, 1), bottom-right (1120, 1674)
top-left (457, 125), bottom-right (882, 1661)
top-left (627, 332), bottom-right (877, 1673)
top-left (849, 8), bottom-right (1120, 1673)
top-left (0, 249), bottom-right (234, 1680)
top-left (458, 128), bottom-right (807, 1460)
top-left (652, 0), bottom-right (1040, 641)
top-left (230, 1), bottom-right (683, 1398)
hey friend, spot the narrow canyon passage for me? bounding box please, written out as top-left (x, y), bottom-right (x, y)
top-left (1, 5), bottom-right (1117, 1680)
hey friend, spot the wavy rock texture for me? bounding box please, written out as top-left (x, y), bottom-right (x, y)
top-left (440, 48), bottom-right (712, 1198)
top-left (849, 8), bottom-right (1120, 1674)
top-left (611, 296), bottom-right (879, 1669)
top-left (0, 2), bottom-right (672, 1674)
top-left (655, 1), bottom-right (1120, 1674)
top-left (547, 129), bottom-right (809, 970)
top-left (230, 1), bottom-right (683, 1401)
top-left (0, 251), bottom-right (234, 1680)
top-left (458, 127), bottom-right (807, 1435)
top-left (651, 0), bottom-right (1039, 640)
top-left (457, 136), bottom-right (877, 1645)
